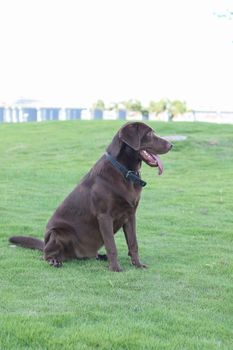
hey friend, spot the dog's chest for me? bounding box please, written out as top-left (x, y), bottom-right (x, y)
top-left (113, 212), bottom-right (132, 233)
top-left (112, 184), bottom-right (140, 208)
top-left (111, 193), bottom-right (139, 230)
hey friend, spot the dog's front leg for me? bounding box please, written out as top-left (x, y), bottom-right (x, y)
top-left (123, 214), bottom-right (147, 268)
top-left (97, 214), bottom-right (122, 272)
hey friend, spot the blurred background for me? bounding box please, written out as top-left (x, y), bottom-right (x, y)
top-left (0, 0), bottom-right (232, 123)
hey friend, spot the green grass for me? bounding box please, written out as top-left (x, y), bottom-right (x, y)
top-left (0, 120), bottom-right (233, 350)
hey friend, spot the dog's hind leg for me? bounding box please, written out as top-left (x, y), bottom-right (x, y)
top-left (44, 230), bottom-right (63, 268)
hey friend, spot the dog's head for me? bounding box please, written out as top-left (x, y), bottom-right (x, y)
top-left (107, 122), bottom-right (172, 175)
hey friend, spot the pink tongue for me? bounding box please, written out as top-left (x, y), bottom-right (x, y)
top-left (153, 154), bottom-right (164, 175)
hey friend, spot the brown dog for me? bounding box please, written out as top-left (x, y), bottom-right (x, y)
top-left (9, 122), bottom-right (172, 271)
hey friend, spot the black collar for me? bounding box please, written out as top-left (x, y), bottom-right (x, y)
top-left (105, 152), bottom-right (147, 187)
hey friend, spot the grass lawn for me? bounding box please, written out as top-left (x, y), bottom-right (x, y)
top-left (0, 120), bottom-right (232, 350)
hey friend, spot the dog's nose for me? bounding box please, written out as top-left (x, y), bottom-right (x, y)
top-left (169, 143), bottom-right (173, 150)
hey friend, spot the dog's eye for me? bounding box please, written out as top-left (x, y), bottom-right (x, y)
top-left (148, 131), bottom-right (155, 138)
top-left (142, 131), bottom-right (152, 143)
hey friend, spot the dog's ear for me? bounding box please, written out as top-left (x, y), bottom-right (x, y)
top-left (107, 122), bottom-right (151, 157)
top-left (119, 122), bottom-right (151, 151)
top-left (119, 123), bottom-right (141, 150)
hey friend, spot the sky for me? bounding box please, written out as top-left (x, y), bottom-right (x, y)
top-left (0, 0), bottom-right (233, 110)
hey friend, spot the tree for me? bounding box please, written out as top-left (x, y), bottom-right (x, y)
top-left (106, 102), bottom-right (118, 111)
top-left (92, 99), bottom-right (105, 110)
top-left (123, 99), bottom-right (142, 112)
top-left (149, 98), bottom-right (187, 121)
top-left (149, 99), bottom-right (167, 114)
top-left (167, 100), bottom-right (187, 121)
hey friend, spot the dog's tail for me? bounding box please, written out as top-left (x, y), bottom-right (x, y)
top-left (9, 236), bottom-right (44, 251)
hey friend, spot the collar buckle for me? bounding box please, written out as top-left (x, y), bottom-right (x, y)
top-left (105, 152), bottom-right (147, 188)
top-left (125, 170), bottom-right (134, 180)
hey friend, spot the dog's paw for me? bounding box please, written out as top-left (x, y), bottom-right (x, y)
top-left (109, 263), bottom-right (123, 272)
top-left (132, 260), bottom-right (148, 269)
top-left (48, 258), bottom-right (62, 268)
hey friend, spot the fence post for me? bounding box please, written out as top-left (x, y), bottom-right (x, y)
top-left (0, 107), bottom-right (5, 122)
top-left (51, 108), bottom-right (60, 120)
top-left (92, 109), bottom-right (103, 120)
top-left (118, 109), bottom-right (126, 120)
top-left (65, 108), bottom-right (82, 120)
top-left (22, 108), bottom-right (37, 122)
